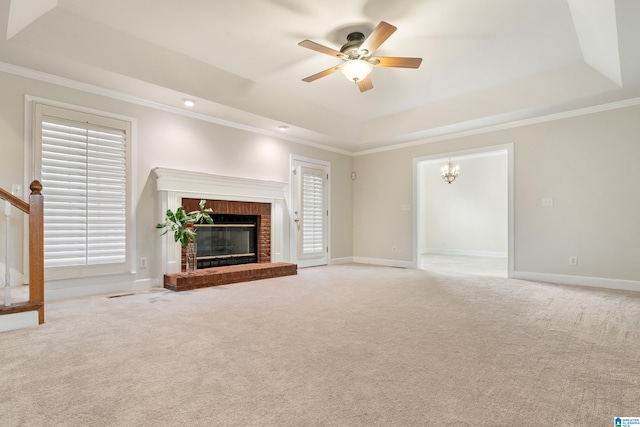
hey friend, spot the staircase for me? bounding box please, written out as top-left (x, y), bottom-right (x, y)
top-left (0, 181), bottom-right (44, 331)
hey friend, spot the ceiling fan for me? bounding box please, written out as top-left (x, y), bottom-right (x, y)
top-left (298, 21), bottom-right (422, 92)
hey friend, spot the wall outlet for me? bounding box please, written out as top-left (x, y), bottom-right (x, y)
top-left (140, 257), bottom-right (147, 269)
top-left (569, 256), bottom-right (577, 265)
top-left (542, 197), bottom-right (554, 207)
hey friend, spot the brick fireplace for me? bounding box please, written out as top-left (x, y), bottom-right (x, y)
top-left (154, 168), bottom-right (296, 291)
top-left (181, 198), bottom-right (271, 268)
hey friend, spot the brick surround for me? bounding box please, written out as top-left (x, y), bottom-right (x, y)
top-left (182, 198), bottom-right (271, 265)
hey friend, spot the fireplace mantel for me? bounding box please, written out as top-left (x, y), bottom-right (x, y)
top-left (153, 167), bottom-right (289, 274)
top-left (154, 168), bottom-right (288, 202)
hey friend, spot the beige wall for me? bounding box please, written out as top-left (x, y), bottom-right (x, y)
top-left (2, 68), bottom-right (639, 292)
top-left (0, 71), bottom-right (353, 289)
top-left (420, 152), bottom-right (508, 255)
top-left (354, 105), bottom-right (640, 282)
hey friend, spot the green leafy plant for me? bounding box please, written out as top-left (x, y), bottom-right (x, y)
top-left (156, 199), bottom-right (213, 248)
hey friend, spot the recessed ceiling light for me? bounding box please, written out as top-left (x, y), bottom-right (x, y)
top-left (183, 99), bottom-right (195, 107)
top-left (278, 125), bottom-right (289, 131)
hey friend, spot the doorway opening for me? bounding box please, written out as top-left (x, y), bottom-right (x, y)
top-left (414, 145), bottom-right (513, 278)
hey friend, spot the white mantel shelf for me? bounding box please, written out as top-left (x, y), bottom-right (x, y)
top-left (153, 167), bottom-right (288, 202)
top-left (153, 167), bottom-right (289, 274)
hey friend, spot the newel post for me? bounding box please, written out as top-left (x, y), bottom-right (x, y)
top-left (28, 180), bottom-right (44, 324)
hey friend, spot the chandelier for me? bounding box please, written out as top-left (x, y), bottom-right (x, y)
top-left (441, 159), bottom-right (459, 184)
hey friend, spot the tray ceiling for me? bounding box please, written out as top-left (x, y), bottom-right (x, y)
top-left (2, 0), bottom-right (639, 153)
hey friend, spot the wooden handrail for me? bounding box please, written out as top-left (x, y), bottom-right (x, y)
top-left (0, 180), bottom-right (44, 324)
top-left (0, 186), bottom-right (29, 213)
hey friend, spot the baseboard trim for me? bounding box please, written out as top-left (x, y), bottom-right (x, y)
top-left (330, 257), bottom-right (354, 265)
top-left (0, 311), bottom-right (39, 333)
top-left (423, 249), bottom-right (508, 258)
top-left (352, 257), bottom-right (415, 269)
top-left (512, 271), bottom-right (640, 292)
top-left (45, 276), bottom-right (160, 301)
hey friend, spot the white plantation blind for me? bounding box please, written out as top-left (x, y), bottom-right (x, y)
top-left (35, 103), bottom-right (129, 272)
top-left (300, 166), bottom-right (325, 258)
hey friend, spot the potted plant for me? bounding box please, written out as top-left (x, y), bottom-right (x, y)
top-left (156, 199), bottom-right (213, 273)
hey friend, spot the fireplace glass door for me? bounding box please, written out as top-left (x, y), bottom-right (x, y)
top-left (195, 215), bottom-right (257, 268)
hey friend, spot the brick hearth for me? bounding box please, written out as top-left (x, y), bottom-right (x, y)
top-left (164, 262), bottom-right (297, 292)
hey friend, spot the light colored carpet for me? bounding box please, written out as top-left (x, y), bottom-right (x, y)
top-left (1, 264), bottom-right (639, 426)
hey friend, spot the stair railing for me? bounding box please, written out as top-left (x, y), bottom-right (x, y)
top-left (0, 181), bottom-right (44, 324)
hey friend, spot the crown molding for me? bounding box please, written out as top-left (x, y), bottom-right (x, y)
top-left (3, 61), bottom-right (640, 158)
top-left (353, 97), bottom-right (640, 156)
top-left (0, 61), bottom-right (352, 156)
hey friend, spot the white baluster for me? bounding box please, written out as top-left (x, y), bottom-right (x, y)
top-left (4, 200), bottom-right (10, 307)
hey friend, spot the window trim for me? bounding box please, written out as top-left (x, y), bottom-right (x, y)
top-left (26, 96), bottom-right (137, 281)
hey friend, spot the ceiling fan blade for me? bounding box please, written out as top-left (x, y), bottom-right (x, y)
top-left (357, 76), bottom-right (374, 92)
top-left (358, 21), bottom-right (397, 56)
top-left (370, 56), bottom-right (422, 68)
top-left (302, 65), bottom-right (340, 82)
top-left (298, 40), bottom-right (344, 58)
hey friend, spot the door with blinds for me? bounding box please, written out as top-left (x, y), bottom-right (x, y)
top-left (291, 159), bottom-right (329, 268)
top-left (33, 102), bottom-right (130, 279)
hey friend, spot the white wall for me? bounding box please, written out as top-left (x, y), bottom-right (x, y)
top-left (354, 104), bottom-right (640, 287)
top-left (0, 70), bottom-right (354, 297)
top-left (420, 152), bottom-right (508, 256)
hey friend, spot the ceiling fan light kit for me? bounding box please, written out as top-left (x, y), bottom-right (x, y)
top-left (298, 21), bottom-right (422, 92)
top-left (341, 59), bottom-right (373, 82)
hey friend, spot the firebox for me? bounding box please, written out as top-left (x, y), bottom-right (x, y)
top-left (195, 214), bottom-right (257, 268)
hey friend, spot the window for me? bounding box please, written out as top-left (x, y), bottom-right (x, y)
top-left (33, 102), bottom-right (131, 278)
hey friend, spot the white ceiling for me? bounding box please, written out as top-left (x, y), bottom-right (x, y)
top-left (1, 0), bottom-right (639, 153)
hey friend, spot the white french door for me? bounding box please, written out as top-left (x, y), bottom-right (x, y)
top-left (291, 158), bottom-right (329, 267)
